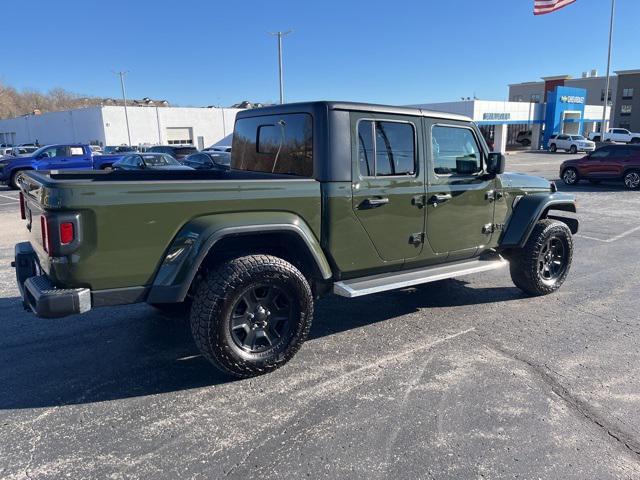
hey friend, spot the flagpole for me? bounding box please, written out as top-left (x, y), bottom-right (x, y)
top-left (600, 0), bottom-right (615, 139)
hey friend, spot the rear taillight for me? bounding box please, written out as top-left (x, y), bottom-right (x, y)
top-left (40, 215), bottom-right (51, 254)
top-left (19, 192), bottom-right (25, 219)
top-left (60, 222), bottom-right (74, 244)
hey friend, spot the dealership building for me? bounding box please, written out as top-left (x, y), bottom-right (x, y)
top-left (415, 85), bottom-right (610, 152)
top-left (0, 105), bottom-right (242, 150)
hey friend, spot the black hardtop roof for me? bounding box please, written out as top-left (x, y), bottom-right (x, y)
top-left (235, 101), bottom-right (470, 122)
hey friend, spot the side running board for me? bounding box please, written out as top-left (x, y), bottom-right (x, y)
top-left (333, 255), bottom-right (508, 298)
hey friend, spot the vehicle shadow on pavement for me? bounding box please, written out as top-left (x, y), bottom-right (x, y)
top-left (555, 182), bottom-right (630, 193)
top-left (0, 279), bottom-right (523, 409)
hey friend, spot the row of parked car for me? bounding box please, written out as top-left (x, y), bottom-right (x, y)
top-left (0, 142), bottom-right (231, 188)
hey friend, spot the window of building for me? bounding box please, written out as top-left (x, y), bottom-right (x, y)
top-left (622, 88), bottom-right (634, 100)
top-left (232, 113), bottom-right (313, 177)
top-left (513, 95), bottom-right (524, 102)
top-left (601, 89), bottom-right (612, 102)
top-left (530, 94), bottom-right (541, 103)
top-left (621, 105), bottom-right (632, 116)
top-left (357, 120), bottom-right (415, 177)
top-left (432, 125), bottom-right (482, 175)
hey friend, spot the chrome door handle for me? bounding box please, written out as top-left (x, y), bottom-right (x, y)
top-left (428, 193), bottom-right (452, 205)
top-left (361, 197), bottom-right (389, 208)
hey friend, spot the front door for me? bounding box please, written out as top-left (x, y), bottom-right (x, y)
top-left (425, 122), bottom-right (496, 257)
top-left (351, 114), bottom-right (426, 262)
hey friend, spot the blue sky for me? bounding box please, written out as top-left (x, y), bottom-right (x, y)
top-left (5, 0), bottom-right (638, 106)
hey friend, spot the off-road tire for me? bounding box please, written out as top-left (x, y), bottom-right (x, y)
top-left (624, 169), bottom-right (640, 190)
top-left (190, 255), bottom-right (313, 378)
top-left (549, 144), bottom-right (557, 152)
top-left (562, 167), bottom-right (579, 185)
top-left (507, 219), bottom-right (573, 296)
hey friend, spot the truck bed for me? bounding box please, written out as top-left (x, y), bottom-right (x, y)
top-left (20, 169), bottom-right (322, 291)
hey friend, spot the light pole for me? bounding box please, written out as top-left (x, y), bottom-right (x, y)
top-left (269, 30), bottom-right (292, 104)
top-left (113, 70), bottom-right (132, 146)
top-left (600, 0), bottom-right (616, 137)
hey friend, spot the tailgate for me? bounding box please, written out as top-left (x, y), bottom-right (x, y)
top-left (19, 173), bottom-right (52, 273)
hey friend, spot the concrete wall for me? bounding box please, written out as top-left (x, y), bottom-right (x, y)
top-left (0, 106), bottom-right (242, 148)
top-left (0, 107), bottom-right (106, 146)
top-left (508, 82), bottom-right (544, 102)
top-left (565, 76), bottom-right (617, 106)
top-left (101, 106), bottom-right (241, 147)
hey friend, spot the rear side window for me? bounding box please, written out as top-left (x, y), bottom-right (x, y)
top-left (357, 120), bottom-right (415, 177)
top-left (232, 113), bottom-right (313, 177)
top-left (432, 125), bottom-right (482, 175)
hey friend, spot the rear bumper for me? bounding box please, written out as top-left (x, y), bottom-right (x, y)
top-left (13, 242), bottom-right (91, 318)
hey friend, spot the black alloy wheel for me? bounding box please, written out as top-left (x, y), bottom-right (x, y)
top-left (229, 284), bottom-right (294, 353)
top-left (536, 235), bottom-right (569, 286)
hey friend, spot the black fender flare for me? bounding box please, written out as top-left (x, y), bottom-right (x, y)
top-left (499, 192), bottom-right (577, 249)
top-left (146, 216), bottom-right (332, 304)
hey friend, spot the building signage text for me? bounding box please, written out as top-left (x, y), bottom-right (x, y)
top-left (560, 95), bottom-right (585, 104)
top-left (483, 113), bottom-right (511, 121)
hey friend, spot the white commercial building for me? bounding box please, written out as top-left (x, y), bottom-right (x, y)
top-left (414, 88), bottom-right (610, 153)
top-left (0, 105), bottom-right (242, 149)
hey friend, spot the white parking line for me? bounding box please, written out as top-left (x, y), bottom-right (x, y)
top-left (577, 225), bottom-right (640, 243)
top-left (0, 202), bottom-right (18, 206)
top-left (0, 194), bottom-right (18, 201)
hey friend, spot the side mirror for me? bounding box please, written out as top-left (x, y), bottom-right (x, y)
top-left (486, 152), bottom-right (505, 175)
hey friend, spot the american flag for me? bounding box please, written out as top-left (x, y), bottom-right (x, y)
top-left (534, 0), bottom-right (577, 15)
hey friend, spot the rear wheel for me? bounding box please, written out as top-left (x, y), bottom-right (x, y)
top-left (190, 255), bottom-right (313, 378)
top-left (549, 144), bottom-right (557, 152)
top-left (630, 137), bottom-right (640, 144)
top-left (562, 167), bottom-right (579, 185)
top-left (592, 136), bottom-right (601, 142)
top-left (569, 145), bottom-right (578, 154)
top-left (624, 170), bottom-right (640, 190)
top-left (507, 220), bottom-right (573, 296)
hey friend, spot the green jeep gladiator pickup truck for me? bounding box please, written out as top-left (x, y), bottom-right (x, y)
top-left (13, 101), bottom-right (578, 377)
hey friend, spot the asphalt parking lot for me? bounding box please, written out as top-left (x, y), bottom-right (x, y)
top-left (1, 152), bottom-right (639, 479)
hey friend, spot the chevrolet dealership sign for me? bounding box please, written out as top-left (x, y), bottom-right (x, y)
top-left (560, 95), bottom-right (585, 104)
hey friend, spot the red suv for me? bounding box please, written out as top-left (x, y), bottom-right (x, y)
top-left (560, 144), bottom-right (640, 190)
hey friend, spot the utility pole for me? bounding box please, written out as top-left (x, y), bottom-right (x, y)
top-left (113, 71), bottom-right (132, 146)
top-left (269, 30), bottom-right (292, 104)
top-left (600, 0), bottom-right (616, 137)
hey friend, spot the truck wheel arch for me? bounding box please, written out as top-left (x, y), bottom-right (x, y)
top-left (146, 217), bottom-right (333, 305)
top-left (9, 168), bottom-right (34, 189)
top-left (499, 192), bottom-right (578, 249)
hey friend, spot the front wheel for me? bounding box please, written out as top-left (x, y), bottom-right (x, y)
top-left (506, 220), bottom-right (573, 296)
top-left (562, 167), bottom-right (579, 185)
top-left (190, 255), bottom-right (314, 378)
top-left (624, 170), bottom-right (640, 190)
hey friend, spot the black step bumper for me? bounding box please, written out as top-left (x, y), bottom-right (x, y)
top-left (13, 242), bottom-right (91, 318)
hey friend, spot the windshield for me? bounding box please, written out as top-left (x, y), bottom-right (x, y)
top-left (571, 135), bottom-right (586, 140)
top-left (142, 154), bottom-right (180, 166)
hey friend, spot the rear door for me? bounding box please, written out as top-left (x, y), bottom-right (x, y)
top-left (351, 113), bottom-right (426, 262)
top-left (67, 146), bottom-right (93, 169)
top-left (586, 146), bottom-right (622, 178)
top-left (424, 121), bottom-right (496, 258)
